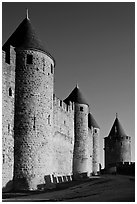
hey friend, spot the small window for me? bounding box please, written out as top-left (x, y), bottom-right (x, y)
top-left (51, 64), bottom-right (54, 74)
top-left (94, 129), bottom-right (97, 133)
top-left (43, 58), bottom-right (45, 72)
top-left (48, 115), bottom-right (50, 125)
top-left (27, 54), bottom-right (33, 64)
top-left (80, 107), bottom-right (83, 111)
top-left (33, 115), bottom-right (36, 130)
top-left (3, 154), bottom-right (5, 164)
top-left (8, 124), bottom-right (10, 133)
top-left (126, 136), bottom-right (128, 139)
top-left (9, 88), bottom-right (12, 96)
top-left (64, 120), bottom-right (66, 125)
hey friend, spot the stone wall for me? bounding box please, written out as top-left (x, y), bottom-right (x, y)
top-left (53, 96), bottom-right (74, 176)
top-left (14, 49), bottom-right (55, 190)
top-left (2, 46), bottom-right (15, 191)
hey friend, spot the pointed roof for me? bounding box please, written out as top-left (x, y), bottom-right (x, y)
top-left (2, 16), bottom-right (54, 60)
top-left (88, 113), bottom-right (100, 129)
top-left (64, 85), bottom-right (88, 105)
top-left (108, 114), bottom-right (127, 137)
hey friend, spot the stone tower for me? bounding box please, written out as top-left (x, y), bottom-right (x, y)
top-left (3, 15), bottom-right (55, 190)
top-left (64, 86), bottom-right (90, 177)
top-left (104, 114), bottom-right (131, 171)
top-left (88, 113), bottom-right (100, 175)
top-left (2, 46), bottom-right (16, 191)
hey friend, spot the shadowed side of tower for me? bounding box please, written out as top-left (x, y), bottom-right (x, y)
top-left (104, 114), bottom-right (131, 172)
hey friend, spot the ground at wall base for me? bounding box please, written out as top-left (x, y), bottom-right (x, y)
top-left (3, 174), bottom-right (135, 202)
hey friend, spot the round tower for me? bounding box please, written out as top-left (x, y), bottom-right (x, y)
top-left (104, 114), bottom-right (131, 171)
top-left (64, 85), bottom-right (89, 178)
top-left (88, 113), bottom-right (100, 175)
top-left (3, 16), bottom-right (55, 190)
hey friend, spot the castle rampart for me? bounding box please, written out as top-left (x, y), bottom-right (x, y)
top-left (53, 95), bottom-right (74, 176)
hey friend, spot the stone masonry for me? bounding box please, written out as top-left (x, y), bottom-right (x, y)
top-left (2, 15), bottom-right (100, 191)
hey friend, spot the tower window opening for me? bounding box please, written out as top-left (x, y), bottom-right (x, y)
top-left (126, 136), bottom-right (128, 139)
top-left (48, 115), bottom-right (50, 125)
top-left (3, 154), bottom-right (5, 164)
top-left (8, 124), bottom-right (10, 133)
top-left (94, 129), bottom-right (97, 133)
top-left (51, 64), bottom-right (54, 74)
top-left (121, 142), bottom-right (122, 146)
top-left (27, 54), bottom-right (33, 64)
top-left (43, 58), bottom-right (45, 72)
top-left (33, 114), bottom-right (36, 130)
top-left (9, 87), bottom-right (12, 96)
top-left (80, 107), bottom-right (83, 111)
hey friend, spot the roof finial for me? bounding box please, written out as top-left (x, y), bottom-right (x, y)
top-left (116, 112), bottom-right (118, 118)
top-left (76, 82), bottom-right (79, 89)
top-left (26, 8), bottom-right (29, 20)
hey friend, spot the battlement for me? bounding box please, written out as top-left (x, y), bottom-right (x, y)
top-left (53, 94), bottom-right (74, 113)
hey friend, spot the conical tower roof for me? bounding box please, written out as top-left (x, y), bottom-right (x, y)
top-left (64, 85), bottom-right (88, 105)
top-left (2, 15), bottom-right (54, 60)
top-left (109, 114), bottom-right (127, 137)
top-left (88, 113), bottom-right (100, 129)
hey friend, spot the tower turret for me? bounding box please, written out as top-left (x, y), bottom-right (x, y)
top-left (88, 113), bottom-right (100, 175)
top-left (64, 86), bottom-right (89, 178)
top-left (104, 114), bottom-right (131, 171)
top-left (3, 15), bottom-right (55, 190)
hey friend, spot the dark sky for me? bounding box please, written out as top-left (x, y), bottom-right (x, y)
top-left (2, 2), bottom-right (135, 166)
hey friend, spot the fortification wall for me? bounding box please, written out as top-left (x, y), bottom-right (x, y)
top-left (53, 95), bottom-right (74, 176)
top-left (14, 49), bottom-right (54, 190)
top-left (2, 47), bottom-right (16, 191)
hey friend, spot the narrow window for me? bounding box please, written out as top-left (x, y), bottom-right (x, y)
top-left (94, 129), bottom-right (97, 133)
top-left (51, 64), bottom-right (53, 74)
top-left (80, 107), bottom-right (83, 111)
top-left (126, 136), bottom-right (128, 139)
top-left (27, 54), bottom-right (33, 64)
top-left (60, 101), bottom-right (62, 106)
top-left (43, 58), bottom-right (45, 72)
top-left (48, 115), bottom-right (50, 125)
top-left (9, 87), bottom-right (12, 96)
top-left (8, 124), bottom-right (10, 133)
top-left (33, 114), bottom-right (36, 130)
top-left (3, 154), bottom-right (5, 164)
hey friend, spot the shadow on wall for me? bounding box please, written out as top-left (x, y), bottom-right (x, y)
top-left (2, 180), bottom-right (13, 192)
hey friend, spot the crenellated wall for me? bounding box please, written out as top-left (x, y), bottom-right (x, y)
top-left (53, 95), bottom-right (74, 176)
top-left (2, 46), bottom-right (16, 191)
